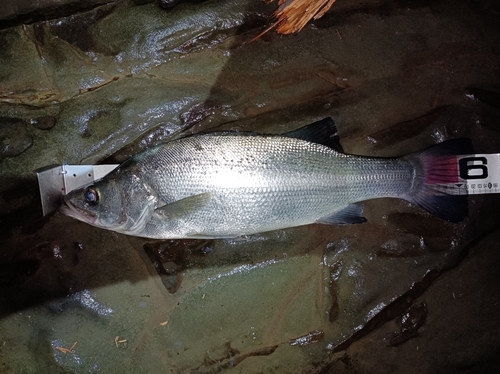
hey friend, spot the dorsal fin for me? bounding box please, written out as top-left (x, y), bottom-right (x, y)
top-left (283, 117), bottom-right (343, 152)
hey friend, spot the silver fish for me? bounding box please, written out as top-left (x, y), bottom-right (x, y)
top-left (60, 118), bottom-right (472, 239)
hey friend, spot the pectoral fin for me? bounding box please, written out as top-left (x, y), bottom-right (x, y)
top-left (316, 204), bottom-right (367, 225)
top-left (155, 192), bottom-right (212, 221)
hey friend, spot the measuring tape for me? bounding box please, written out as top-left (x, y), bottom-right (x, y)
top-left (433, 154), bottom-right (500, 195)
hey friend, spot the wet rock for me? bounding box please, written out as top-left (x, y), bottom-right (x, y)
top-left (47, 2), bottom-right (117, 54)
top-left (194, 342), bottom-right (278, 372)
top-left (368, 107), bottom-right (444, 150)
top-left (143, 239), bottom-right (214, 294)
top-left (157, 0), bottom-right (182, 9)
top-left (389, 301), bottom-right (428, 346)
top-left (0, 117), bottom-right (32, 159)
top-left (387, 212), bottom-right (454, 238)
top-left (289, 330), bottom-right (324, 346)
top-left (0, 260), bottom-right (40, 287)
top-left (466, 87), bottom-right (500, 109)
top-left (328, 228), bottom-right (500, 373)
top-left (30, 115), bottom-right (56, 130)
top-left (0, 0), bottom-right (117, 28)
top-left (157, 0), bottom-right (207, 10)
top-left (48, 289), bottom-right (113, 316)
top-left (327, 260), bottom-right (342, 322)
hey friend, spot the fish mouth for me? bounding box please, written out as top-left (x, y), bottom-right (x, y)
top-left (59, 199), bottom-right (97, 225)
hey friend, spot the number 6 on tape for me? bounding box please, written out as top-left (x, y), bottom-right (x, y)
top-left (437, 154), bottom-right (500, 195)
top-left (459, 156), bottom-right (488, 180)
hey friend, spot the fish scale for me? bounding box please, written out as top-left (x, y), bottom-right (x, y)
top-left (133, 134), bottom-right (414, 238)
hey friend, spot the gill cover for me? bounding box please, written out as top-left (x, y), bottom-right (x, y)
top-left (63, 168), bottom-right (157, 233)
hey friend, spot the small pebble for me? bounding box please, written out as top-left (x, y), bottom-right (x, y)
top-left (30, 116), bottom-right (56, 130)
top-left (158, 0), bottom-right (182, 9)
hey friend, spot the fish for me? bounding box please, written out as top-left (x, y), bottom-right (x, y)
top-left (59, 118), bottom-right (473, 239)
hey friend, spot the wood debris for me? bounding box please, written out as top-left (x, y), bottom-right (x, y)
top-left (55, 341), bottom-right (77, 354)
top-left (266, 0), bottom-right (337, 35)
top-left (114, 336), bottom-right (128, 348)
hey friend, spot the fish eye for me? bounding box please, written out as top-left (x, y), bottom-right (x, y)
top-left (84, 187), bottom-right (99, 205)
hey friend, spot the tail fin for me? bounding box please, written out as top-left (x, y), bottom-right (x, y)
top-left (405, 139), bottom-right (474, 223)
